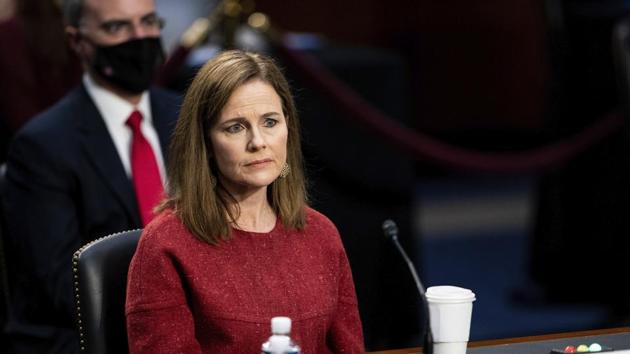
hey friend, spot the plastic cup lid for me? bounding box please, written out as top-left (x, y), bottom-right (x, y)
top-left (426, 285), bottom-right (476, 303)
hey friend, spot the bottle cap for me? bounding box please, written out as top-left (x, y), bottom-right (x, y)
top-left (271, 316), bottom-right (292, 335)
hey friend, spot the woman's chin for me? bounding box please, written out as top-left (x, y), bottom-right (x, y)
top-left (223, 175), bottom-right (280, 193)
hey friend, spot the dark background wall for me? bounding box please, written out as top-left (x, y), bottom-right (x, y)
top-left (257, 0), bottom-right (550, 132)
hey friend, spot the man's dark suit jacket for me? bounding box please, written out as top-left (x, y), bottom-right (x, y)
top-left (2, 84), bottom-right (181, 354)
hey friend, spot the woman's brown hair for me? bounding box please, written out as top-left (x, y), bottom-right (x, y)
top-left (160, 50), bottom-right (307, 245)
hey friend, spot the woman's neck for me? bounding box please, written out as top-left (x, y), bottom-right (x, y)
top-left (228, 187), bottom-right (276, 233)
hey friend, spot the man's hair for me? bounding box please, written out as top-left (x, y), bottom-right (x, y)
top-left (62, 0), bottom-right (83, 27)
top-left (159, 50), bottom-right (308, 245)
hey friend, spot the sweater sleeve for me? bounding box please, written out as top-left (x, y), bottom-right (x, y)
top-left (327, 246), bottom-right (365, 353)
top-left (125, 226), bottom-right (202, 354)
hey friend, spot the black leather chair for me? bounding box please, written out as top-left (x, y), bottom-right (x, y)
top-left (72, 229), bottom-right (142, 354)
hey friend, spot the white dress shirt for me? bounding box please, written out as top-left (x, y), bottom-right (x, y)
top-left (83, 74), bottom-right (166, 184)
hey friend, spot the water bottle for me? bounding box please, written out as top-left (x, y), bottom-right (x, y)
top-left (261, 317), bottom-right (301, 354)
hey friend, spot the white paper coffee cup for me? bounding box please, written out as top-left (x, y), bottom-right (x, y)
top-left (426, 286), bottom-right (476, 354)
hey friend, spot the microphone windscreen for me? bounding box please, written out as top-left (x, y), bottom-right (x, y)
top-left (382, 219), bottom-right (398, 239)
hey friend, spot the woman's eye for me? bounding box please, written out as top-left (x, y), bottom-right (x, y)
top-left (263, 118), bottom-right (278, 128)
top-left (225, 124), bottom-right (244, 134)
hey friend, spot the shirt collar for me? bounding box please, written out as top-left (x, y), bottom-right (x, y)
top-left (83, 73), bottom-right (151, 126)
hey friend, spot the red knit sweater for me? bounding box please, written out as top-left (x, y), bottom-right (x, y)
top-left (126, 208), bottom-right (364, 354)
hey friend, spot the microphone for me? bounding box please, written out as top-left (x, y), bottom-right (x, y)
top-left (382, 219), bottom-right (433, 354)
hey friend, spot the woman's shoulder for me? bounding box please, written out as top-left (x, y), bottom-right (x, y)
top-left (138, 209), bottom-right (193, 250)
top-left (303, 207), bottom-right (344, 247)
top-left (144, 208), bottom-right (182, 231)
top-left (304, 207), bottom-right (337, 231)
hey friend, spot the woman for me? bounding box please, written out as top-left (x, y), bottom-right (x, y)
top-left (125, 50), bottom-right (364, 353)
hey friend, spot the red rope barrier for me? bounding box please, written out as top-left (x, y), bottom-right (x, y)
top-left (276, 38), bottom-right (626, 174)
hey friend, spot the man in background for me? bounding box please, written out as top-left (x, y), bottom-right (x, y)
top-left (2, 0), bottom-right (180, 352)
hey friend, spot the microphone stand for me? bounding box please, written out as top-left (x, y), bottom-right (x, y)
top-left (382, 220), bottom-right (433, 354)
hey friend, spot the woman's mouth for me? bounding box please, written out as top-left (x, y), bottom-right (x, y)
top-left (245, 158), bottom-right (273, 167)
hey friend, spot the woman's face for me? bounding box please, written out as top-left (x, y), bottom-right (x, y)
top-left (209, 79), bottom-right (288, 196)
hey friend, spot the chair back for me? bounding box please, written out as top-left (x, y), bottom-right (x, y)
top-left (73, 229), bottom-right (142, 354)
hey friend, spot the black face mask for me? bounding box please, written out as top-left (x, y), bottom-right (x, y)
top-left (90, 37), bottom-right (165, 94)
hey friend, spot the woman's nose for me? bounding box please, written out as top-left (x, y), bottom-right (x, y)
top-left (247, 128), bottom-right (266, 151)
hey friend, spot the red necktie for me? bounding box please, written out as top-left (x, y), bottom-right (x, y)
top-left (126, 110), bottom-right (163, 225)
